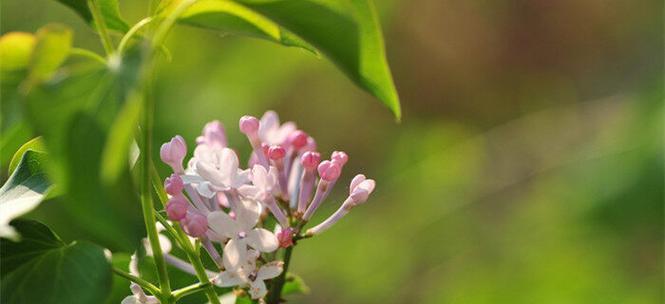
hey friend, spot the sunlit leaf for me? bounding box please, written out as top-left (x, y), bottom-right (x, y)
top-left (236, 0), bottom-right (401, 119)
top-left (173, 0), bottom-right (317, 55)
top-left (0, 219), bottom-right (112, 304)
top-left (51, 0), bottom-right (129, 32)
top-left (0, 151), bottom-right (50, 241)
top-left (8, 137), bottom-right (45, 175)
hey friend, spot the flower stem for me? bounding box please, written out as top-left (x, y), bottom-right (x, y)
top-left (112, 267), bottom-right (161, 296)
top-left (86, 0), bottom-right (114, 55)
top-left (69, 48), bottom-right (106, 64)
top-left (140, 69), bottom-right (172, 301)
top-left (267, 246), bottom-right (294, 304)
top-left (173, 281), bottom-right (213, 299)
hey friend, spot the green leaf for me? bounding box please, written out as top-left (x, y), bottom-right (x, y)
top-left (52, 0), bottom-right (129, 32)
top-left (0, 151), bottom-right (51, 241)
top-left (282, 272), bottom-right (310, 295)
top-left (28, 24), bottom-right (73, 81)
top-left (8, 137), bottom-right (45, 175)
top-left (170, 0), bottom-right (400, 118)
top-left (238, 0), bottom-right (400, 119)
top-left (0, 219), bottom-right (112, 304)
top-left (101, 92), bottom-right (141, 184)
top-left (22, 49), bottom-right (145, 252)
top-left (174, 0), bottom-right (318, 55)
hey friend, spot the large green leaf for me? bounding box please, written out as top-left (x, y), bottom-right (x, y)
top-left (22, 49), bottom-right (145, 252)
top-left (168, 0), bottom-right (400, 118)
top-left (239, 0), bottom-right (400, 118)
top-left (175, 0), bottom-right (318, 55)
top-left (0, 219), bottom-right (112, 304)
top-left (0, 151), bottom-right (50, 241)
top-left (52, 0), bottom-right (129, 32)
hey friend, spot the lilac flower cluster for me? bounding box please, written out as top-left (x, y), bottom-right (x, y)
top-left (158, 111), bottom-right (375, 299)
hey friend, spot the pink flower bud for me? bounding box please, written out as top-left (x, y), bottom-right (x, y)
top-left (166, 195), bottom-right (188, 221)
top-left (196, 120), bottom-right (227, 148)
top-left (331, 151), bottom-right (348, 166)
top-left (239, 116), bottom-right (259, 135)
top-left (317, 160), bottom-right (341, 181)
top-left (301, 151), bottom-right (321, 169)
top-left (348, 174), bottom-right (375, 205)
top-left (288, 130), bottom-right (308, 149)
top-left (277, 227), bottom-right (295, 248)
top-left (182, 213), bottom-right (208, 237)
top-left (160, 136), bottom-right (187, 173)
top-left (164, 173), bottom-right (184, 195)
top-left (268, 145), bottom-right (286, 160)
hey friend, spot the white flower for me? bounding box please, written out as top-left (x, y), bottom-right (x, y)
top-left (238, 165), bottom-right (279, 201)
top-left (184, 148), bottom-right (249, 198)
top-left (258, 111), bottom-right (296, 146)
top-left (143, 222), bottom-right (172, 256)
top-left (215, 249), bottom-right (283, 299)
top-left (121, 283), bottom-right (159, 304)
top-left (207, 200), bottom-right (278, 269)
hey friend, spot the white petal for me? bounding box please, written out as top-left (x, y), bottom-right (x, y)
top-left (235, 200), bottom-right (261, 231)
top-left (215, 269), bottom-right (246, 287)
top-left (121, 295), bottom-right (140, 304)
top-left (180, 174), bottom-right (204, 184)
top-left (267, 166), bottom-right (279, 189)
top-left (196, 161), bottom-right (226, 188)
top-left (207, 211), bottom-right (238, 238)
top-left (246, 228), bottom-right (279, 253)
top-left (259, 110), bottom-right (279, 140)
top-left (219, 148), bottom-right (239, 180)
top-left (358, 179), bottom-right (376, 195)
top-left (158, 233), bottom-right (172, 254)
top-left (251, 165), bottom-right (269, 189)
top-left (223, 238), bottom-right (247, 270)
top-left (197, 182), bottom-right (217, 198)
top-left (237, 185), bottom-right (259, 200)
top-left (218, 293), bottom-right (237, 304)
top-left (256, 261), bottom-right (283, 280)
top-left (349, 174), bottom-right (366, 194)
top-left (276, 122), bottom-right (297, 143)
top-left (248, 280), bottom-right (268, 299)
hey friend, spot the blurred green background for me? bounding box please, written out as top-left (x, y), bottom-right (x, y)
top-left (2, 0), bottom-right (663, 303)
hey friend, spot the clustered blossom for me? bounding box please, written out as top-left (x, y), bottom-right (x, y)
top-left (155, 111), bottom-right (376, 300)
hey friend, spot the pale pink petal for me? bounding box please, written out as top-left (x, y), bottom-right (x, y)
top-left (237, 185), bottom-right (260, 199)
top-left (349, 174), bottom-right (366, 193)
top-left (207, 211), bottom-right (238, 238)
top-left (256, 261), bottom-right (284, 280)
top-left (223, 238), bottom-right (247, 270)
top-left (246, 228), bottom-right (279, 252)
top-left (220, 148), bottom-right (239, 179)
top-left (251, 165), bottom-right (269, 189)
top-left (235, 200), bottom-right (261, 231)
top-left (216, 269), bottom-right (246, 287)
top-left (248, 280), bottom-right (268, 299)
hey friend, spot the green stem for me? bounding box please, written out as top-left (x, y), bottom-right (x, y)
top-left (173, 281), bottom-right (213, 299)
top-left (112, 267), bottom-right (161, 296)
top-left (267, 246), bottom-right (294, 304)
top-left (118, 17), bottom-right (154, 54)
top-left (86, 0), bottom-right (115, 55)
top-left (140, 66), bottom-right (172, 302)
top-left (69, 48), bottom-right (106, 64)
